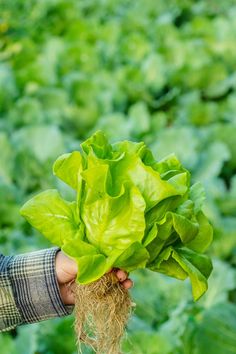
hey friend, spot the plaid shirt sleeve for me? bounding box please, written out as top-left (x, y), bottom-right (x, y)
top-left (0, 247), bottom-right (73, 332)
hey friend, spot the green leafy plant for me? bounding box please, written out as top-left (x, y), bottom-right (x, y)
top-left (20, 131), bottom-right (213, 353)
top-left (1, 0), bottom-right (236, 352)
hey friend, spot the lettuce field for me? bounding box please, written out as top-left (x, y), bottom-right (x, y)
top-left (1, 0), bottom-right (236, 353)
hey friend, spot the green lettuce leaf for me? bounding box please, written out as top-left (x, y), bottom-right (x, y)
top-left (150, 246), bottom-right (212, 300)
top-left (82, 184), bottom-right (146, 255)
top-left (114, 242), bottom-right (150, 271)
top-left (112, 146), bottom-right (188, 211)
top-left (186, 211), bottom-right (213, 253)
top-left (53, 151), bottom-right (84, 191)
top-left (20, 189), bottom-right (80, 247)
top-left (75, 254), bottom-right (110, 283)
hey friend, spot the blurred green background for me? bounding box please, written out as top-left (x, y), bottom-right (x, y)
top-left (1, 0), bottom-right (236, 353)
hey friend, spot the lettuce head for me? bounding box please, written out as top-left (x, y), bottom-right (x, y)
top-left (20, 131), bottom-right (213, 300)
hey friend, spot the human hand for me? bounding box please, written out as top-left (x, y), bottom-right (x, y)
top-left (55, 251), bottom-right (133, 305)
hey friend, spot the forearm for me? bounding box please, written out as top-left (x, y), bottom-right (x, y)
top-left (0, 248), bottom-right (73, 332)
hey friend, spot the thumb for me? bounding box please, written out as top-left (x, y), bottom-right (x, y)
top-left (55, 251), bottom-right (78, 284)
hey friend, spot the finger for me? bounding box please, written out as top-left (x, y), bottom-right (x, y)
top-left (115, 269), bottom-right (128, 282)
top-left (60, 284), bottom-right (75, 305)
top-left (121, 279), bottom-right (133, 289)
top-left (56, 251), bottom-right (78, 284)
top-left (64, 291), bottom-right (75, 305)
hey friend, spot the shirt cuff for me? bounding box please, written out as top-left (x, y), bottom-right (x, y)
top-left (6, 247), bottom-right (73, 325)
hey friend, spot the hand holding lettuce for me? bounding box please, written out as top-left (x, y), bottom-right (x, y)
top-left (20, 131), bottom-right (213, 353)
